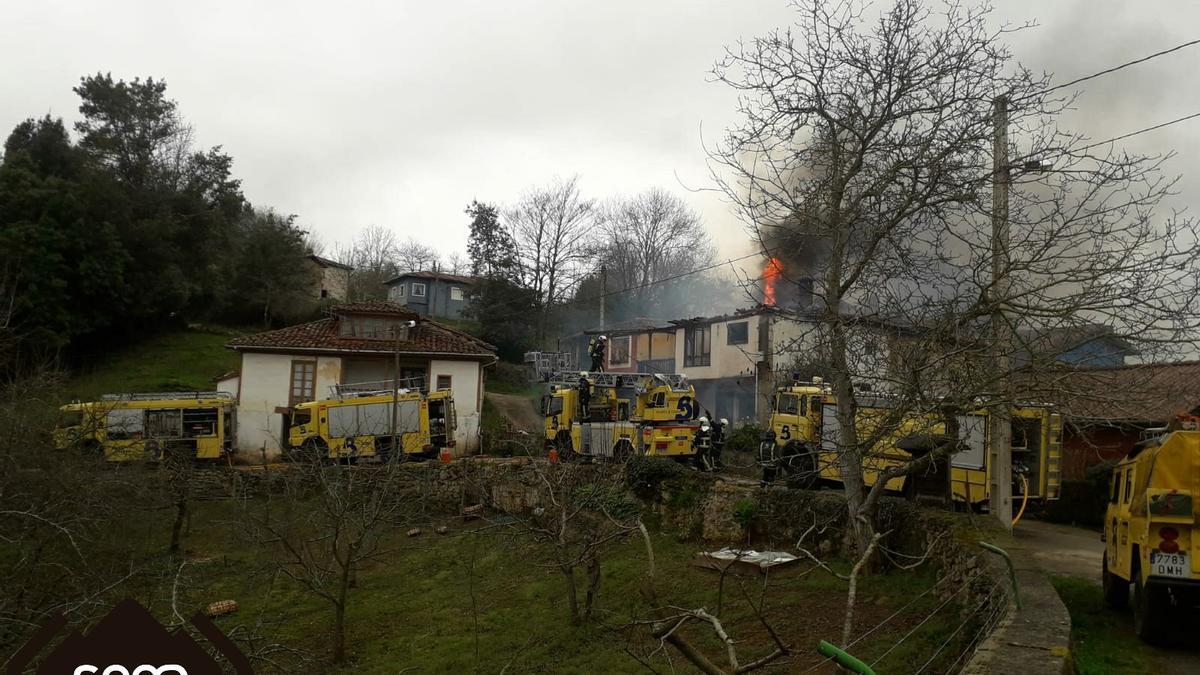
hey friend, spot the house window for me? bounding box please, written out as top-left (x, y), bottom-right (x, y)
top-left (684, 325), bottom-right (711, 367)
top-left (609, 336), bottom-right (631, 367)
top-left (450, 286), bottom-right (464, 301)
top-left (396, 284), bottom-right (406, 297)
top-left (436, 375), bottom-right (452, 391)
top-left (290, 361), bottom-right (316, 406)
top-left (727, 321), bottom-right (748, 345)
top-left (320, 289), bottom-right (329, 299)
top-left (412, 282), bottom-right (427, 298)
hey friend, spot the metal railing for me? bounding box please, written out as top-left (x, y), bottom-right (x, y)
top-left (330, 376), bottom-right (428, 399)
top-left (525, 351), bottom-right (577, 381)
top-left (547, 371), bottom-right (690, 391)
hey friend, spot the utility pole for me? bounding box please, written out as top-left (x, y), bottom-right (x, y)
top-left (989, 94), bottom-right (1013, 529)
top-left (390, 324), bottom-right (401, 463)
top-left (599, 264), bottom-right (607, 331)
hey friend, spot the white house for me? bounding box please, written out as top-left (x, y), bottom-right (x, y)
top-left (225, 301), bottom-right (497, 460)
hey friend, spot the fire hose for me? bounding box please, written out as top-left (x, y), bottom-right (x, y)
top-left (1012, 473), bottom-right (1030, 526)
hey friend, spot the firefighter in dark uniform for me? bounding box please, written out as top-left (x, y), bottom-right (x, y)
top-left (577, 374), bottom-right (591, 420)
top-left (589, 335), bottom-right (607, 372)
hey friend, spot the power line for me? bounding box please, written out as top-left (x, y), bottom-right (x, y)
top-left (1071, 110), bottom-right (1200, 154)
top-left (1016, 38), bottom-right (1200, 103)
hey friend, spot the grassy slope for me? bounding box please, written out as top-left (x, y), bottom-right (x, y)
top-left (66, 327), bottom-right (242, 400)
top-left (174, 500), bottom-right (957, 673)
top-left (1051, 576), bottom-right (1159, 674)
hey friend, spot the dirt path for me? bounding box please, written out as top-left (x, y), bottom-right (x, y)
top-left (485, 392), bottom-right (542, 432)
top-left (1016, 519), bottom-right (1200, 674)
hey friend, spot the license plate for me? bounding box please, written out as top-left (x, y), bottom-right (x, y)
top-left (1150, 551), bottom-right (1189, 578)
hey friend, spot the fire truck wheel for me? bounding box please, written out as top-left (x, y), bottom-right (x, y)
top-left (783, 444), bottom-right (818, 490)
top-left (1133, 567), bottom-right (1165, 643)
top-left (298, 439), bottom-right (327, 463)
top-left (1102, 552), bottom-right (1129, 609)
top-left (555, 433), bottom-right (575, 462)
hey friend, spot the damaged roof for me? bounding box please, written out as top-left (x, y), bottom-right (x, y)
top-left (385, 270), bottom-right (476, 285)
top-left (227, 304), bottom-right (495, 359)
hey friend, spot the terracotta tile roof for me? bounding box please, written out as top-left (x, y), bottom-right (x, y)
top-left (227, 315), bottom-right (496, 358)
top-left (1019, 361), bottom-right (1200, 422)
top-left (331, 301), bottom-right (420, 317)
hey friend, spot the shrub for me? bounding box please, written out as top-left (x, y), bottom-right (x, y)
top-left (725, 423), bottom-right (764, 455)
top-left (1045, 460), bottom-right (1115, 528)
top-left (733, 498), bottom-right (758, 531)
top-left (624, 456), bottom-right (686, 497)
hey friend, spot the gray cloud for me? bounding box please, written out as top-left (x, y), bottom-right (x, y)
top-left (2, 0), bottom-right (1196, 279)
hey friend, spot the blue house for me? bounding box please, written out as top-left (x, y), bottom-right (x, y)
top-left (1016, 323), bottom-right (1134, 368)
top-left (384, 271), bottom-right (475, 320)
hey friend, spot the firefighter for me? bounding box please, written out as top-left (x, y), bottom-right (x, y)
top-left (695, 416), bottom-right (714, 471)
top-left (711, 417), bottom-right (728, 471)
top-left (577, 374), bottom-right (591, 419)
top-left (589, 335), bottom-right (607, 372)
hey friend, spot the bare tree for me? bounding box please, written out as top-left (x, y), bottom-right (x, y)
top-left (240, 458), bottom-right (421, 664)
top-left (443, 251), bottom-right (470, 276)
top-left (492, 457), bottom-right (640, 626)
top-left (709, 0), bottom-right (1200, 556)
top-left (395, 237), bottom-right (439, 273)
top-left (596, 188), bottom-right (714, 307)
top-left (508, 176), bottom-right (597, 340)
top-left (338, 225), bottom-right (400, 300)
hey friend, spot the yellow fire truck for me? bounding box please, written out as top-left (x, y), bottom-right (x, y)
top-left (541, 371), bottom-right (704, 460)
top-left (54, 392), bottom-right (236, 462)
top-left (287, 386), bottom-right (456, 460)
top-left (1102, 419), bottom-right (1200, 642)
top-left (758, 378), bottom-right (1062, 506)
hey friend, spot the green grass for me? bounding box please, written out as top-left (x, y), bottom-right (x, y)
top-left (66, 327), bottom-right (242, 400)
top-left (163, 500), bottom-right (956, 673)
top-left (1051, 576), bottom-right (1160, 674)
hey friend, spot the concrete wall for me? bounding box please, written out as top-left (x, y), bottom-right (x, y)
top-left (320, 266), bottom-right (350, 301)
top-left (235, 353), bottom-right (342, 460)
top-left (216, 373), bottom-right (240, 399)
top-left (430, 359), bottom-right (483, 454)
top-left (236, 352), bottom-right (295, 458)
top-left (676, 318), bottom-right (762, 381)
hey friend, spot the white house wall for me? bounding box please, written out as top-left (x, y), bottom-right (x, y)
top-left (675, 319), bottom-right (762, 380)
top-left (235, 353), bottom-right (342, 461)
top-left (430, 359), bottom-right (482, 454)
top-left (236, 352), bottom-right (295, 460)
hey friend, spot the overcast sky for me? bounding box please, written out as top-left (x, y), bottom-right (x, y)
top-left (3, 0), bottom-right (1198, 276)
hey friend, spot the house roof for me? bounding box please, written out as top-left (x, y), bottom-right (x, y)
top-left (384, 270), bottom-right (475, 285)
top-left (307, 254), bottom-right (354, 271)
top-left (331, 301), bottom-right (421, 317)
top-left (1019, 361), bottom-right (1200, 422)
top-left (227, 312), bottom-right (496, 359)
top-left (582, 317), bottom-right (676, 336)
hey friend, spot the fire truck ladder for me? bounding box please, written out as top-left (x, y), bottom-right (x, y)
top-left (101, 391), bottom-right (234, 401)
top-left (547, 371), bottom-right (690, 391)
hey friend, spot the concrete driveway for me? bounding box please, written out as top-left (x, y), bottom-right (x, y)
top-left (1014, 519), bottom-right (1105, 584)
top-left (1015, 519), bottom-right (1200, 674)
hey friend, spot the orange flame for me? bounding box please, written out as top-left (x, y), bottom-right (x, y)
top-left (763, 257), bottom-right (783, 305)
